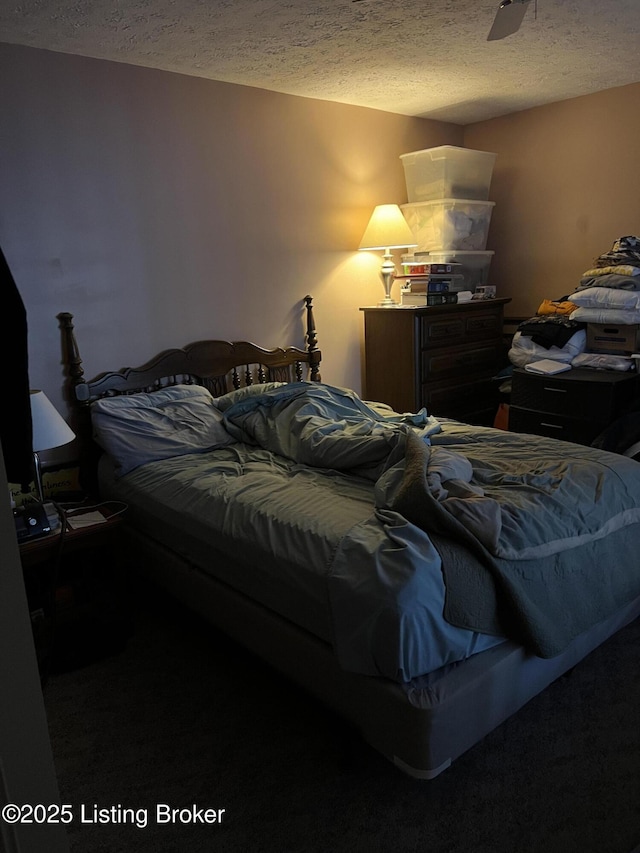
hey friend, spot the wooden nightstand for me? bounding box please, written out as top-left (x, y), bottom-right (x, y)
top-left (19, 503), bottom-right (129, 677)
top-left (19, 504), bottom-right (123, 568)
top-left (509, 367), bottom-right (640, 445)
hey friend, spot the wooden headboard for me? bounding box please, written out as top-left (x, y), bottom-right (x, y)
top-left (59, 294), bottom-right (322, 492)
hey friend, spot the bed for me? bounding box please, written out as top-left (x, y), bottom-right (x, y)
top-left (58, 297), bottom-right (640, 779)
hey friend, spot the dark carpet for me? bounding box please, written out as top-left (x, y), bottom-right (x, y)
top-left (43, 586), bottom-right (640, 853)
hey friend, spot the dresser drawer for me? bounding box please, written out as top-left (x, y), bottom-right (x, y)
top-left (420, 314), bottom-right (465, 347)
top-left (422, 375), bottom-right (498, 422)
top-left (508, 407), bottom-right (606, 445)
top-left (422, 342), bottom-right (502, 382)
top-left (465, 311), bottom-right (502, 338)
top-left (420, 307), bottom-right (502, 349)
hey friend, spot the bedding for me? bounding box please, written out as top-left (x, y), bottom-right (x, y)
top-left (577, 272), bottom-right (640, 292)
top-left (99, 439), bottom-right (503, 681)
top-left (581, 265), bottom-right (640, 279)
top-left (508, 328), bottom-right (586, 367)
top-left (91, 384), bottom-right (235, 476)
top-left (568, 285), bottom-right (640, 310)
top-left (571, 352), bottom-right (634, 371)
top-left (569, 306), bottom-right (640, 324)
top-left (95, 379), bottom-right (640, 678)
top-left (220, 382), bottom-right (640, 659)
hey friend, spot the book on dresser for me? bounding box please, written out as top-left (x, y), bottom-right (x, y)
top-left (396, 274), bottom-right (464, 293)
top-left (400, 291), bottom-right (459, 307)
top-left (398, 271), bottom-right (465, 306)
top-left (400, 261), bottom-right (462, 276)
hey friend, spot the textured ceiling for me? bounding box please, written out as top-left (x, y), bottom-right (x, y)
top-left (2, 0), bottom-right (640, 124)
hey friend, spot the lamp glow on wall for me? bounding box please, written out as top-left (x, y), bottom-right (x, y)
top-left (358, 204), bottom-right (417, 306)
top-left (30, 390), bottom-right (75, 502)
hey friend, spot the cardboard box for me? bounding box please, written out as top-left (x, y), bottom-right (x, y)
top-left (586, 323), bottom-right (640, 354)
top-left (9, 464), bottom-right (81, 507)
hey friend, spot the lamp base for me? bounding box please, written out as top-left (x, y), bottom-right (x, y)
top-left (379, 254), bottom-right (399, 307)
top-left (34, 450), bottom-right (45, 503)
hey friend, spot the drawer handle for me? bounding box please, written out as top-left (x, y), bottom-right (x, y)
top-left (540, 422), bottom-right (564, 430)
top-left (543, 387), bottom-right (568, 393)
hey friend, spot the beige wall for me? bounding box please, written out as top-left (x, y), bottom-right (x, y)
top-left (0, 42), bottom-right (461, 443)
top-left (3, 42), bottom-right (639, 474)
top-left (464, 83), bottom-right (640, 318)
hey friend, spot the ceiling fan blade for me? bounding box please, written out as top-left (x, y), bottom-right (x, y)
top-left (487, 0), bottom-right (531, 41)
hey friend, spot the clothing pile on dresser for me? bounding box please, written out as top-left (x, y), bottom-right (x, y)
top-left (509, 236), bottom-right (640, 373)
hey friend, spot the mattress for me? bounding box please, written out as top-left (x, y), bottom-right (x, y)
top-left (98, 442), bottom-right (505, 682)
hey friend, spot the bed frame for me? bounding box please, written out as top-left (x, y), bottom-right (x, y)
top-left (58, 296), bottom-right (640, 779)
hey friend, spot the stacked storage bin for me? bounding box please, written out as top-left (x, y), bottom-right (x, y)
top-left (399, 146), bottom-right (497, 293)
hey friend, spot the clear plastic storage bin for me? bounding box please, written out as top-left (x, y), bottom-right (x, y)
top-left (400, 146), bottom-right (496, 202)
top-left (423, 250), bottom-right (494, 290)
top-left (401, 199), bottom-right (495, 252)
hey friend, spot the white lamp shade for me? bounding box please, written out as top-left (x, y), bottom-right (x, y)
top-left (30, 390), bottom-right (75, 452)
top-left (358, 204), bottom-right (417, 251)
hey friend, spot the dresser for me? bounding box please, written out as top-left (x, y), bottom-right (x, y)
top-left (360, 298), bottom-right (510, 423)
top-left (509, 367), bottom-right (640, 445)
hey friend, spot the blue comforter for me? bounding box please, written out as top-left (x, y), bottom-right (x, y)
top-left (223, 382), bottom-right (640, 664)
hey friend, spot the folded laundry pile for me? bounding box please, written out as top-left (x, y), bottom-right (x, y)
top-left (568, 235), bottom-right (640, 323)
top-left (509, 236), bottom-right (640, 373)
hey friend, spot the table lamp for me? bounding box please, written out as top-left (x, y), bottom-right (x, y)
top-left (358, 204), bottom-right (417, 306)
top-left (30, 390), bottom-right (75, 502)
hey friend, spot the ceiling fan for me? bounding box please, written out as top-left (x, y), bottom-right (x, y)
top-left (487, 0), bottom-right (536, 40)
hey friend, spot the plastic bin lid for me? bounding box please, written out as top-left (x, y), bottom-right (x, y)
top-left (423, 250), bottom-right (495, 257)
top-left (400, 146), bottom-right (496, 161)
top-left (401, 199), bottom-right (496, 208)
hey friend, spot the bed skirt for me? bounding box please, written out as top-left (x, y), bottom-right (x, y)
top-left (120, 524), bottom-right (640, 779)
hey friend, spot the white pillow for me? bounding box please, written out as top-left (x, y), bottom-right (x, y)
top-left (569, 306), bottom-right (640, 324)
top-left (568, 287), bottom-right (640, 311)
top-left (91, 384), bottom-right (235, 477)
